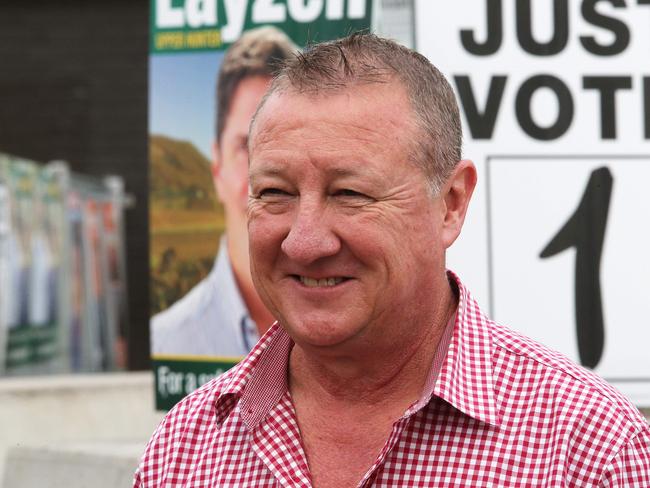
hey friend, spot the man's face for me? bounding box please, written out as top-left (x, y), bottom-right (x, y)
top-left (213, 76), bottom-right (271, 243)
top-left (247, 82), bottom-right (457, 350)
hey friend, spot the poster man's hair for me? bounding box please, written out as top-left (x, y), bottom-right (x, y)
top-left (216, 26), bottom-right (297, 143)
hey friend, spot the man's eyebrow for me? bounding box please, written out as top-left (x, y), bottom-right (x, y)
top-left (249, 164), bottom-right (369, 179)
top-left (248, 165), bottom-right (286, 179)
top-left (327, 166), bottom-right (364, 178)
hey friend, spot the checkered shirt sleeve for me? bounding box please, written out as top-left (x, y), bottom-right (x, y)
top-left (598, 428), bottom-right (650, 486)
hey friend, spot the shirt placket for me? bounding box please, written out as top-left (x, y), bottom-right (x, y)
top-left (353, 314), bottom-right (454, 487)
top-left (355, 415), bottom-right (413, 488)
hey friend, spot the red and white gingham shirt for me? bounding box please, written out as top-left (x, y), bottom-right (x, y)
top-left (135, 272), bottom-right (650, 487)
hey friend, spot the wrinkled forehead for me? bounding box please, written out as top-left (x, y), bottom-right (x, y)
top-left (249, 81), bottom-right (416, 152)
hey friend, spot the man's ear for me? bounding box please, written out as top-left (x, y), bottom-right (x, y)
top-left (440, 160), bottom-right (477, 249)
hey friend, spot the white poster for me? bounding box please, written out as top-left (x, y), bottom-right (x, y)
top-left (416, 0), bottom-right (650, 404)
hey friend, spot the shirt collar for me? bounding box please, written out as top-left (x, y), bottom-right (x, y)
top-left (433, 270), bottom-right (501, 427)
top-left (213, 320), bottom-right (284, 422)
top-left (213, 271), bottom-right (501, 428)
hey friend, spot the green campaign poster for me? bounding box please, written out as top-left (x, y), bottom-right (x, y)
top-left (149, 0), bottom-right (373, 410)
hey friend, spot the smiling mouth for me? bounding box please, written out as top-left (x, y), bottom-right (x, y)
top-left (295, 276), bottom-right (349, 288)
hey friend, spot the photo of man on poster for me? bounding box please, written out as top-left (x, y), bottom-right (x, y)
top-left (151, 27), bottom-right (297, 357)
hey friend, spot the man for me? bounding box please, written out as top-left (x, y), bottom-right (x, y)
top-left (151, 27), bottom-right (296, 356)
top-left (136, 33), bottom-right (650, 486)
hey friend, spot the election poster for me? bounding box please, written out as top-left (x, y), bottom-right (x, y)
top-left (416, 0), bottom-right (650, 405)
top-left (149, 0), bottom-right (375, 409)
top-left (0, 159), bottom-right (62, 374)
top-left (0, 155), bottom-right (128, 376)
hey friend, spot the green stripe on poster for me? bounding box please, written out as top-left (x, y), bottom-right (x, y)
top-left (150, 0), bottom-right (373, 53)
top-left (153, 355), bottom-right (241, 410)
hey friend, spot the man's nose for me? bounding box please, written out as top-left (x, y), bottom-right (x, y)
top-left (281, 200), bottom-right (340, 265)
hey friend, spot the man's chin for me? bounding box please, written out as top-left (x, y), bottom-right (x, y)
top-left (279, 314), bottom-right (366, 351)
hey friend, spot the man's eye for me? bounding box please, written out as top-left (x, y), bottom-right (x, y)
top-left (334, 189), bottom-right (365, 198)
top-left (259, 188), bottom-right (290, 198)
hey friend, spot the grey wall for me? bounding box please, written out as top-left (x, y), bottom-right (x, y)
top-left (0, 0), bottom-right (150, 370)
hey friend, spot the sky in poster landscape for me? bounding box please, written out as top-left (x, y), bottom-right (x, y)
top-left (149, 51), bottom-right (225, 160)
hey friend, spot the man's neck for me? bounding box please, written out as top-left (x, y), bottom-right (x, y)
top-left (286, 286), bottom-right (457, 488)
top-left (288, 285), bottom-right (457, 411)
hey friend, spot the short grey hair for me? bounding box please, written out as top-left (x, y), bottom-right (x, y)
top-left (253, 32), bottom-right (462, 194)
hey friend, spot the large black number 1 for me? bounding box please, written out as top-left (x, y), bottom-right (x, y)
top-left (539, 167), bottom-right (613, 369)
